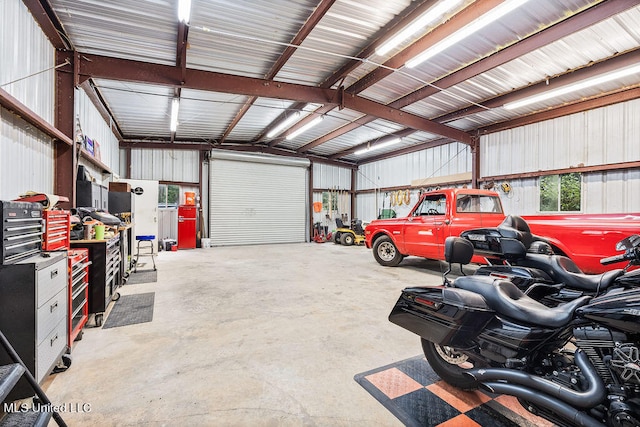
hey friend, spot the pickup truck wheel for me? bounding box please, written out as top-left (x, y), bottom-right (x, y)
top-left (372, 236), bottom-right (404, 266)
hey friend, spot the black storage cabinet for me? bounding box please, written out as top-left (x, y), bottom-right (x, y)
top-left (71, 234), bottom-right (121, 327)
top-left (0, 252), bottom-right (68, 401)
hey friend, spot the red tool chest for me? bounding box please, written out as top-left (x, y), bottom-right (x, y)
top-left (43, 210), bottom-right (71, 251)
top-left (68, 249), bottom-right (90, 347)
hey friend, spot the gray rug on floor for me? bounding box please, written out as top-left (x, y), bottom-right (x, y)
top-left (102, 292), bottom-right (155, 329)
top-left (127, 270), bottom-right (157, 285)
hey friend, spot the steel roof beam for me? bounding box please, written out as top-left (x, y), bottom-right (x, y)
top-left (22, 0), bottom-right (70, 50)
top-left (221, 0), bottom-right (337, 144)
top-left (478, 86), bottom-right (640, 135)
top-left (357, 138), bottom-right (452, 165)
top-left (329, 128), bottom-right (417, 160)
top-left (78, 53), bottom-right (472, 143)
top-left (436, 47), bottom-right (640, 124)
top-left (260, 0), bottom-right (437, 145)
top-left (299, 0), bottom-right (631, 156)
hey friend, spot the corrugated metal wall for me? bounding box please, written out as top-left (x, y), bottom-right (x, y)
top-left (127, 149), bottom-right (200, 182)
top-left (77, 160), bottom-right (109, 187)
top-left (313, 162), bottom-right (351, 190)
top-left (75, 88), bottom-right (120, 177)
top-left (0, 1), bottom-right (55, 121)
top-left (482, 98), bottom-right (640, 176)
top-left (0, 1), bottom-right (55, 200)
top-left (482, 98), bottom-right (640, 214)
top-left (0, 107), bottom-right (54, 199)
top-left (355, 143), bottom-right (471, 222)
top-left (357, 143), bottom-right (471, 190)
top-left (355, 189), bottom-right (421, 223)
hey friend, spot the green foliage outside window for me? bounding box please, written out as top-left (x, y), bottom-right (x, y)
top-left (540, 173), bottom-right (581, 212)
top-left (158, 184), bottom-right (180, 207)
top-left (322, 192), bottom-right (338, 210)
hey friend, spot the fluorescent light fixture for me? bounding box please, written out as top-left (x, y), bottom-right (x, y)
top-left (178, 0), bottom-right (192, 23)
top-left (406, 0), bottom-right (530, 69)
top-left (170, 98), bottom-right (180, 132)
top-left (354, 137), bottom-right (401, 156)
top-left (504, 63), bottom-right (640, 110)
top-left (376, 0), bottom-right (464, 56)
top-left (285, 116), bottom-right (323, 140)
top-left (266, 112), bottom-right (301, 138)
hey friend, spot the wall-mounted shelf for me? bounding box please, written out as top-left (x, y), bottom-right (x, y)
top-left (80, 149), bottom-right (112, 175)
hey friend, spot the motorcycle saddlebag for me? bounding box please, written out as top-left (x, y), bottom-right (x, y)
top-left (389, 287), bottom-right (494, 348)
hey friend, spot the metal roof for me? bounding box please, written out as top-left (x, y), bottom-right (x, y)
top-left (36, 0), bottom-right (640, 165)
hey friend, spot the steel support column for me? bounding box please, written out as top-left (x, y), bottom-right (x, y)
top-left (54, 50), bottom-right (75, 209)
top-left (308, 161), bottom-right (314, 242)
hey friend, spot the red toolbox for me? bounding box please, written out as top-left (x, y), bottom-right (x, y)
top-left (68, 249), bottom-right (90, 347)
top-left (43, 210), bottom-right (71, 251)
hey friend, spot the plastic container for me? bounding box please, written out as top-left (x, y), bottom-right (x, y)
top-left (185, 192), bottom-right (196, 205)
top-left (94, 224), bottom-right (105, 240)
top-left (313, 202), bottom-right (323, 213)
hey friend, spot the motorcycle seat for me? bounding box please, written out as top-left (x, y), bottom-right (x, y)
top-left (548, 255), bottom-right (623, 292)
top-left (454, 276), bottom-right (591, 328)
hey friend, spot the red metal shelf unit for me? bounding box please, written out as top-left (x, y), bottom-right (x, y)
top-left (43, 210), bottom-right (71, 251)
top-left (68, 249), bottom-right (89, 347)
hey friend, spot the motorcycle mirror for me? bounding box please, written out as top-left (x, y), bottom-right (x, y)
top-left (616, 234), bottom-right (640, 251)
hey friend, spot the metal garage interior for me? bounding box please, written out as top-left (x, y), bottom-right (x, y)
top-left (2, 0), bottom-right (640, 426)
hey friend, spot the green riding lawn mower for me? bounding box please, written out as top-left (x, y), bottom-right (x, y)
top-left (332, 218), bottom-right (365, 246)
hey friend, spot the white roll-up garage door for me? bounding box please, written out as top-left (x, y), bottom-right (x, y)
top-left (209, 150), bottom-right (310, 246)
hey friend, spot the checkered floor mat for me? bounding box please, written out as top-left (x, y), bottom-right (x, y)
top-left (354, 355), bottom-right (555, 427)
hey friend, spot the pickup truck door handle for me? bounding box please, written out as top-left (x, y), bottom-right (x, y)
top-left (434, 222), bottom-right (443, 226)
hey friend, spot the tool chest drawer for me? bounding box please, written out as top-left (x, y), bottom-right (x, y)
top-left (68, 249), bottom-right (89, 347)
top-left (36, 258), bottom-right (67, 307)
top-left (42, 210), bottom-right (71, 251)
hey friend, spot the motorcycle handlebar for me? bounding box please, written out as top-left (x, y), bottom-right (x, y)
top-left (600, 252), bottom-right (628, 265)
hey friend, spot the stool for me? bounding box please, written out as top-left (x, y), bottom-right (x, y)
top-left (134, 235), bottom-right (157, 272)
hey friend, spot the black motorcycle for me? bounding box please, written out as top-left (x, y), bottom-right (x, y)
top-left (389, 235), bottom-right (640, 427)
top-left (458, 215), bottom-right (639, 304)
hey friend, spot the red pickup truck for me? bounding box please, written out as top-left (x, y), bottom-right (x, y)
top-left (364, 188), bottom-right (640, 274)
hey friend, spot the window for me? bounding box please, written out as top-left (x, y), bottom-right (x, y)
top-left (413, 194), bottom-right (446, 216)
top-left (158, 184), bottom-right (180, 208)
top-left (539, 173), bottom-right (581, 212)
top-left (456, 194), bottom-right (502, 214)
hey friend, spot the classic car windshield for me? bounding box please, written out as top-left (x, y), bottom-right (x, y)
top-left (456, 194), bottom-right (502, 214)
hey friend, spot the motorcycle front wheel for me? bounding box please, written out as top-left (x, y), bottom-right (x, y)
top-left (422, 339), bottom-right (479, 390)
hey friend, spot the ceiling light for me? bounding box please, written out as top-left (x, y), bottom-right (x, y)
top-left (406, 0), bottom-right (530, 69)
top-left (286, 116), bottom-right (323, 140)
top-left (170, 98), bottom-right (180, 132)
top-left (178, 0), bottom-right (192, 23)
top-left (376, 0), bottom-right (464, 56)
top-left (354, 137), bottom-right (401, 156)
top-left (266, 112), bottom-right (301, 138)
top-left (504, 63), bottom-right (640, 110)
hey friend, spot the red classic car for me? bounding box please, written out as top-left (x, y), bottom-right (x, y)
top-left (364, 188), bottom-right (640, 274)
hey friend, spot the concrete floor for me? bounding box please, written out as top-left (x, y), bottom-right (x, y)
top-left (45, 242), bottom-right (451, 426)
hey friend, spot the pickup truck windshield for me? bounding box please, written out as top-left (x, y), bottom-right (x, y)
top-left (413, 194), bottom-right (447, 216)
top-left (456, 194), bottom-right (502, 214)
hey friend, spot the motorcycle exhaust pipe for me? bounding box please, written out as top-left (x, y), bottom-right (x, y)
top-left (465, 349), bottom-right (605, 408)
top-left (481, 382), bottom-right (604, 427)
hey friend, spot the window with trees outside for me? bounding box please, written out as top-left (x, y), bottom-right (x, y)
top-left (539, 173), bottom-right (581, 212)
top-left (158, 184), bottom-right (180, 208)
